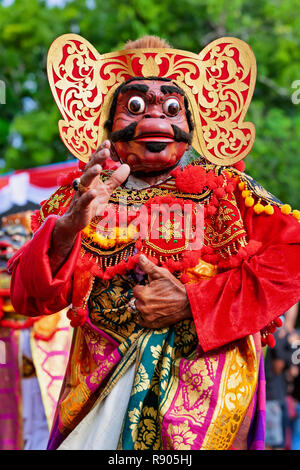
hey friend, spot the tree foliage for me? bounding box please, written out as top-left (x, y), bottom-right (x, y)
top-left (0, 0), bottom-right (299, 207)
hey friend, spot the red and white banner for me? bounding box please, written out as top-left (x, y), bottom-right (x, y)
top-left (0, 160), bottom-right (78, 214)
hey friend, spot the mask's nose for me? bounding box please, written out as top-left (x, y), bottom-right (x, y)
top-left (143, 105), bottom-right (166, 119)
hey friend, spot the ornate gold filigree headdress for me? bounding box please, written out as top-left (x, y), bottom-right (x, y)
top-left (47, 34), bottom-right (256, 166)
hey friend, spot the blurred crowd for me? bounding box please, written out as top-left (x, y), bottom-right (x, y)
top-left (265, 303), bottom-right (300, 450)
top-left (0, 211), bottom-right (72, 450)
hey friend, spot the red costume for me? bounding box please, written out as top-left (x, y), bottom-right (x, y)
top-left (10, 188), bottom-right (300, 351)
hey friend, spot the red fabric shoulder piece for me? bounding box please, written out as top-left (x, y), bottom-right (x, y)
top-left (31, 186), bottom-right (74, 233)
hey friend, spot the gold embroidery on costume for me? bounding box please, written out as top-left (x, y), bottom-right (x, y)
top-left (83, 325), bottom-right (112, 358)
top-left (47, 193), bottom-right (66, 212)
top-left (165, 420), bottom-right (198, 450)
top-left (163, 353), bottom-right (220, 433)
top-left (205, 192), bottom-right (247, 257)
top-left (39, 185), bottom-right (74, 222)
top-left (69, 327), bottom-right (94, 387)
top-left (131, 364), bottom-right (150, 394)
top-left (129, 401), bottom-right (143, 443)
top-left (89, 275), bottom-right (138, 342)
top-left (132, 406), bottom-right (160, 450)
top-left (89, 354), bottom-right (118, 385)
top-left (201, 336), bottom-right (258, 450)
top-left (157, 219), bottom-right (182, 244)
top-left (77, 173), bottom-right (211, 265)
top-left (37, 161), bottom-right (259, 447)
top-left (128, 401), bottom-right (161, 449)
top-left (59, 381), bottom-right (92, 428)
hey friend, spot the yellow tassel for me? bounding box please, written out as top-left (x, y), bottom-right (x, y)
top-left (292, 210), bottom-right (300, 220)
top-left (245, 196), bottom-right (255, 207)
top-left (238, 181), bottom-right (245, 191)
top-left (281, 204), bottom-right (292, 215)
top-left (264, 205), bottom-right (274, 215)
top-left (242, 190), bottom-right (251, 198)
top-left (254, 203), bottom-right (265, 214)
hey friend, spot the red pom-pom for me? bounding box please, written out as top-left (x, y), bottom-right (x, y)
top-left (225, 182), bottom-right (236, 193)
top-left (126, 254), bottom-right (140, 271)
top-left (57, 169), bottom-right (82, 186)
top-left (261, 317), bottom-right (283, 348)
top-left (266, 334), bottom-right (276, 348)
top-left (206, 205), bottom-right (217, 216)
top-left (233, 161), bottom-right (246, 172)
top-left (30, 210), bottom-right (41, 233)
top-left (67, 307), bottom-right (87, 327)
top-left (210, 195), bottom-right (220, 207)
top-left (214, 187), bottom-right (226, 199)
top-left (180, 273), bottom-right (190, 284)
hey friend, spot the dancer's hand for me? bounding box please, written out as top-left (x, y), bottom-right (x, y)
top-left (49, 141), bottom-right (130, 274)
top-left (61, 140), bottom-right (130, 233)
top-left (133, 255), bottom-right (192, 328)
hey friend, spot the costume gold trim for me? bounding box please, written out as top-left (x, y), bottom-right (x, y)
top-left (201, 335), bottom-right (258, 450)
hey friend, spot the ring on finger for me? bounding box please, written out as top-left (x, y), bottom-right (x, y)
top-left (128, 297), bottom-right (145, 323)
top-left (128, 297), bottom-right (138, 314)
top-left (72, 177), bottom-right (89, 195)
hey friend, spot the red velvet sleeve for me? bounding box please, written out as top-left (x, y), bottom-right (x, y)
top-left (9, 215), bottom-right (81, 317)
top-left (186, 194), bottom-right (300, 352)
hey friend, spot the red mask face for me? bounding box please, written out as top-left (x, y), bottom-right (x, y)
top-left (110, 80), bottom-right (192, 175)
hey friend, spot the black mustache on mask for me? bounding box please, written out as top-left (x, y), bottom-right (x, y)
top-left (110, 122), bottom-right (138, 142)
top-left (110, 122), bottom-right (192, 148)
top-left (171, 125), bottom-right (193, 145)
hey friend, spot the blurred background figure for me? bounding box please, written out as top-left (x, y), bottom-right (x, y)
top-left (284, 303), bottom-right (300, 450)
top-left (0, 211), bottom-right (33, 450)
top-left (0, 212), bottom-right (72, 450)
top-left (265, 303), bottom-right (300, 450)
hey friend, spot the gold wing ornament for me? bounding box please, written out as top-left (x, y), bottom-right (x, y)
top-left (47, 34), bottom-right (256, 166)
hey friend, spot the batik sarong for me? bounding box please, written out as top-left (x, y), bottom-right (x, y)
top-left (47, 274), bottom-right (265, 450)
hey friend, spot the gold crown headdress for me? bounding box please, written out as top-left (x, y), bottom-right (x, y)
top-left (47, 34), bottom-right (256, 166)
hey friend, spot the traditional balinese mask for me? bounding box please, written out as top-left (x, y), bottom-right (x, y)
top-left (107, 78), bottom-right (193, 174)
top-left (47, 34), bottom-right (256, 167)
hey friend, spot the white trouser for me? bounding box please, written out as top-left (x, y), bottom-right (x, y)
top-left (58, 363), bottom-right (135, 450)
